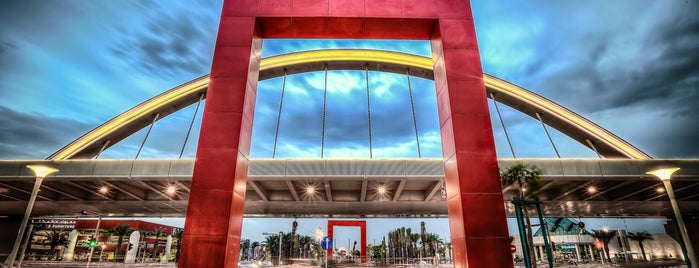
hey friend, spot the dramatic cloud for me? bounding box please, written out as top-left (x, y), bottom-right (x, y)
top-left (0, 106), bottom-right (94, 159)
top-left (1, 0), bottom-right (697, 161)
top-left (474, 0), bottom-right (699, 158)
top-left (109, 3), bottom-right (220, 78)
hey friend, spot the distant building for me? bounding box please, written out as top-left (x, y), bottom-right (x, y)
top-left (511, 217), bottom-right (684, 263)
top-left (23, 218), bottom-right (180, 263)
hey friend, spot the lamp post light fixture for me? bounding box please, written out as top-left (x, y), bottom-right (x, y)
top-left (83, 211), bottom-right (102, 268)
top-left (647, 167), bottom-right (697, 268)
top-left (5, 165), bottom-right (58, 268)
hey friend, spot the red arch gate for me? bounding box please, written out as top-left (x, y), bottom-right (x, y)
top-left (180, 1), bottom-right (511, 267)
top-left (327, 220), bottom-right (367, 262)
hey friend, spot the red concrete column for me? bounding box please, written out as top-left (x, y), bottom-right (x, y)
top-left (179, 4), bottom-right (262, 267)
top-left (328, 222), bottom-right (334, 259)
top-left (431, 3), bottom-right (513, 268)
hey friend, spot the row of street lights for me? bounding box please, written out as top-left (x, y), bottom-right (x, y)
top-left (4, 165), bottom-right (697, 268)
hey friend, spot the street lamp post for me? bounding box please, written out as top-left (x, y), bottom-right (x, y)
top-left (85, 214), bottom-right (102, 268)
top-left (263, 232), bottom-right (283, 266)
top-left (647, 167), bottom-right (697, 268)
top-left (5, 165), bottom-right (58, 268)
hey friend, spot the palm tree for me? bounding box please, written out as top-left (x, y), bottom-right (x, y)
top-left (420, 221), bottom-right (427, 257)
top-left (38, 230), bottom-right (69, 256)
top-left (405, 227), bottom-right (415, 258)
top-left (111, 224), bottom-right (132, 259)
top-left (627, 231), bottom-right (654, 261)
top-left (173, 229), bottom-right (183, 262)
top-left (265, 233), bottom-right (290, 264)
top-left (591, 229), bottom-right (617, 262)
top-left (421, 233), bottom-right (443, 257)
top-left (501, 163), bottom-right (543, 268)
top-left (298, 235), bottom-right (316, 258)
top-left (151, 227), bottom-right (167, 258)
top-left (240, 239), bottom-right (251, 260)
top-left (291, 220), bottom-right (299, 258)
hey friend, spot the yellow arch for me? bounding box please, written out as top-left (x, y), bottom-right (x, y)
top-left (49, 49), bottom-right (650, 160)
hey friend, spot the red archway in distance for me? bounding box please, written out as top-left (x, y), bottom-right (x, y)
top-left (180, 1), bottom-right (512, 267)
top-left (327, 220), bottom-right (367, 262)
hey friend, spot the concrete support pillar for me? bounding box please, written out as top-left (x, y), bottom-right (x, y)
top-left (575, 244), bottom-right (581, 261)
top-left (540, 246), bottom-right (545, 261)
top-left (161, 235), bottom-right (172, 263)
top-left (124, 231), bottom-right (140, 264)
top-left (62, 230), bottom-right (79, 262)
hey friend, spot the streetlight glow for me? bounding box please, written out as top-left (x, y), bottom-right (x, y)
top-left (647, 167), bottom-right (696, 267)
top-left (98, 186), bottom-right (109, 194)
top-left (587, 186), bottom-right (597, 194)
top-left (166, 184), bottom-right (177, 196)
top-left (26, 165), bottom-right (59, 178)
top-left (646, 167), bottom-right (680, 181)
top-left (7, 165), bottom-right (59, 268)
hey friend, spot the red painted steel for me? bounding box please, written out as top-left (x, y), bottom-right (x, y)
top-left (327, 220), bottom-right (367, 262)
top-left (181, 1), bottom-right (512, 267)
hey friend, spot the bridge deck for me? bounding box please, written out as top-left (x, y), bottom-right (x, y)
top-left (0, 159), bottom-right (697, 218)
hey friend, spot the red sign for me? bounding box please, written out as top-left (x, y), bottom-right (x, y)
top-left (594, 240), bottom-right (603, 249)
top-left (510, 244), bottom-right (516, 253)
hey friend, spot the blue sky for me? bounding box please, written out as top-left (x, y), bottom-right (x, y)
top-left (1, 0), bottom-right (698, 159)
top-left (1, 0), bottom-right (697, 241)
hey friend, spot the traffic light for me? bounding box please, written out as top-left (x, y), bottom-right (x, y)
top-left (88, 238), bottom-right (97, 248)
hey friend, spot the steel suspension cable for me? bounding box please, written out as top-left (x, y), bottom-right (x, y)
top-left (130, 113), bottom-right (159, 178)
top-left (179, 93), bottom-right (205, 159)
top-left (272, 70), bottom-right (288, 158)
top-left (135, 113), bottom-right (160, 159)
top-left (321, 65), bottom-right (328, 158)
top-left (536, 112), bottom-right (565, 176)
top-left (535, 112), bottom-right (561, 158)
top-left (490, 93), bottom-right (516, 158)
top-left (365, 65), bottom-right (374, 158)
top-left (586, 139), bottom-right (603, 159)
top-left (93, 140), bottom-right (111, 159)
top-left (92, 140), bottom-right (111, 178)
top-left (405, 70), bottom-right (422, 158)
top-left (587, 139), bottom-right (606, 181)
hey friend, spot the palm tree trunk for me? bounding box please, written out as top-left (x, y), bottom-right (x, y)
top-left (175, 241), bottom-right (181, 262)
top-left (639, 243), bottom-right (647, 261)
top-left (518, 183), bottom-right (537, 268)
top-left (523, 205), bottom-right (537, 268)
top-left (116, 236), bottom-right (123, 259)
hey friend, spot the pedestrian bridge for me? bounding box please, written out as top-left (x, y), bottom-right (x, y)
top-left (3, 49), bottom-right (696, 220)
top-left (0, 158), bottom-right (697, 218)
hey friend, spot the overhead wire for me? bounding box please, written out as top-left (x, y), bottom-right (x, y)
top-left (272, 70), bottom-right (288, 158)
top-left (406, 69), bottom-right (422, 158)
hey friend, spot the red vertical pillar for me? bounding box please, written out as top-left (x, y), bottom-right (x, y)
top-left (179, 2), bottom-right (262, 267)
top-left (327, 222), bottom-right (334, 259)
top-left (360, 222), bottom-right (366, 263)
top-left (431, 2), bottom-right (513, 268)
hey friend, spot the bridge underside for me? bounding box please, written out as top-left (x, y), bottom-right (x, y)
top-left (1, 159), bottom-right (697, 218)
